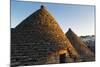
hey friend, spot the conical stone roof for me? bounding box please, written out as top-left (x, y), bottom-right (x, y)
top-left (11, 5), bottom-right (80, 66)
top-left (66, 28), bottom-right (95, 61)
top-left (12, 5), bottom-right (73, 52)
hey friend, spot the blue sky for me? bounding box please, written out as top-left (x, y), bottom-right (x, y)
top-left (11, 0), bottom-right (95, 36)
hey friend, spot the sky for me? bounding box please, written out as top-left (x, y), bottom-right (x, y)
top-left (11, 0), bottom-right (95, 36)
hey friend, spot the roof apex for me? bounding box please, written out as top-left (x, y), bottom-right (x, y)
top-left (40, 5), bottom-right (46, 9)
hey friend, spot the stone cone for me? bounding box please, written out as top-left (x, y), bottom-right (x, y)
top-left (11, 5), bottom-right (80, 66)
top-left (66, 28), bottom-right (95, 62)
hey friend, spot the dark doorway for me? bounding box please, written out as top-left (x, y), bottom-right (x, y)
top-left (60, 53), bottom-right (66, 63)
